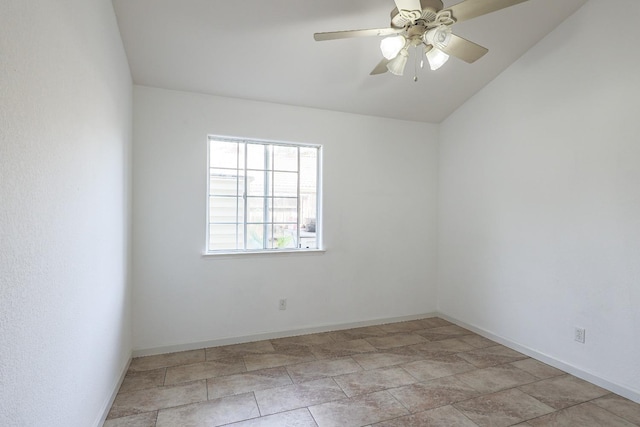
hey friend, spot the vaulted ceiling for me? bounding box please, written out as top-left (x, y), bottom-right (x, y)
top-left (113, 0), bottom-right (587, 123)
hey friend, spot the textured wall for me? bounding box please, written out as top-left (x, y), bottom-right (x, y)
top-left (0, 1), bottom-right (133, 425)
top-left (132, 86), bottom-right (439, 353)
top-left (439, 0), bottom-right (640, 402)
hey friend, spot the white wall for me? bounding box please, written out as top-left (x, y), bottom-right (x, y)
top-left (132, 86), bottom-right (438, 352)
top-left (0, 1), bottom-right (132, 426)
top-left (439, 0), bottom-right (640, 401)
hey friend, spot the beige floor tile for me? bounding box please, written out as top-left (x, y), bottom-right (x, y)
top-left (328, 326), bottom-right (388, 342)
top-left (455, 364), bottom-right (538, 394)
top-left (334, 366), bottom-right (416, 397)
top-left (454, 388), bottom-right (554, 427)
top-left (527, 401), bottom-right (636, 427)
top-left (243, 351), bottom-right (316, 371)
top-left (155, 393), bottom-right (259, 427)
top-left (458, 335), bottom-right (497, 349)
top-left (254, 377), bottom-right (346, 416)
top-left (372, 405), bottom-right (479, 426)
top-left (411, 338), bottom-right (477, 356)
top-left (309, 390), bottom-right (410, 427)
top-left (164, 357), bottom-right (246, 385)
top-left (103, 411), bottom-right (157, 427)
top-left (416, 318), bottom-right (454, 329)
top-left (401, 356), bottom-right (476, 382)
top-left (365, 333), bottom-right (429, 350)
top-left (456, 345), bottom-right (527, 368)
top-left (592, 393), bottom-right (640, 424)
top-left (286, 357), bottom-right (362, 383)
top-left (119, 368), bottom-right (166, 393)
top-left (351, 347), bottom-right (424, 371)
top-left (415, 325), bottom-right (473, 341)
top-left (377, 320), bottom-right (428, 334)
top-left (129, 349), bottom-right (205, 372)
top-left (207, 367), bottom-right (292, 399)
top-left (224, 408), bottom-right (318, 426)
top-left (269, 342), bottom-right (321, 357)
top-left (309, 339), bottom-right (377, 359)
top-left (510, 359), bottom-right (565, 380)
top-left (518, 374), bottom-right (609, 409)
top-left (107, 380), bottom-right (207, 419)
top-left (271, 332), bottom-right (335, 347)
top-left (389, 376), bottom-right (479, 413)
top-left (206, 341), bottom-right (276, 361)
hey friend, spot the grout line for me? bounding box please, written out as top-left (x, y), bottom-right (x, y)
top-left (386, 387), bottom-right (412, 414)
top-left (251, 392), bottom-right (263, 417)
top-left (306, 406), bottom-right (320, 427)
top-left (583, 393), bottom-right (639, 425)
top-left (455, 407), bottom-right (479, 426)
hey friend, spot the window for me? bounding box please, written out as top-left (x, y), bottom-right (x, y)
top-left (207, 136), bottom-right (321, 253)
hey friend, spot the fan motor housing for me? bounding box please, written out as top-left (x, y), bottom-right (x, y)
top-left (390, 0), bottom-right (444, 28)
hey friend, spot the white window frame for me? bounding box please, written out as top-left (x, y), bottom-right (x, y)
top-left (205, 135), bottom-right (323, 255)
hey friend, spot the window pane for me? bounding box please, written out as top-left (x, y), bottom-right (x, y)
top-left (299, 232), bottom-right (316, 249)
top-left (247, 170), bottom-right (266, 196)
top-left (270, 197), bottom-right (297, 224)
top-left (209, 196), bottom-right (243, 223)
top-left (247, 196), bottom-right (265, 223)
top-left (210, 140), bottom-right (238, 169)
top-left (273, 145), bottom-right (298, 172)
top-left (273, 172), bottom-right (298, 197)
top-left (210, 169), bottom-right (243, 196)
top-left (247, 144), bottom-right (265, 170)
top-left (269, 224), bottom-right (297, 249)
top-left (209, 224), bottom-right (241, 251)
top-left (247, 224), bottom-right (264, 249)
top-left (300, 148), bottom-right (317, 191)
top-left (300, 147), bottom-right (317, 234)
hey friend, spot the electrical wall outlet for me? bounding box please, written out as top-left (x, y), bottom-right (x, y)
top-left (279, 299), bottom-right (287, 311)
top-left (574, 327), bottom-right (586, 343)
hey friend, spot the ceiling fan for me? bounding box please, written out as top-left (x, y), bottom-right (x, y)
top-left (314, 0), bottom-right (529, 79)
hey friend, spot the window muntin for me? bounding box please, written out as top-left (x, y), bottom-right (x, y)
top-left (207, 136), bottom-right (320, 253)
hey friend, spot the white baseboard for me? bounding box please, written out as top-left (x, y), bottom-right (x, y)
top-left (438, 313), bottom-right (640, 404)
top-left (94, 355), bottom-right (132, 427)
top-left (132, 312), bottom-right (438, 357)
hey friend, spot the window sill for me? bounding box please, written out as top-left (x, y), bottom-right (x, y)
top-left (202, 248), bottom-right (326, 259)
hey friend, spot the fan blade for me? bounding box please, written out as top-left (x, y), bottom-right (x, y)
top-left (394, 0), bottom-right (423, 12)
top-left (370, 58), bottom-right (390, 75)
top-left (440, 34), bottom-right (488, 63)
top-left (314, 27), bottom-right (403, 41)
top-left (446, 0), bottom-right (529, 23)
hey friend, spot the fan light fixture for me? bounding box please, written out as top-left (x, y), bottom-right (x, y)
top-left (424, 26), bottom-right (452, 70)
top-left (314, 0), bottom-right (525, 79)
top-left (425, 25), bottom-right (452, 49)
top-left (380, 35), bottom-right (406, 60)
top-left (426, 47), bottom-right (450, 70)
top-left (386, 48), bottom-right (409, 75)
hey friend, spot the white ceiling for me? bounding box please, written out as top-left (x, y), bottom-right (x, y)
top-left (112, 0), bottom-right (587, 123)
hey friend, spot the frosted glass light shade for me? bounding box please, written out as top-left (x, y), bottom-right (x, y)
top-left (426, 47), bottom-right (449, 70)
top-left (386, 49), bottom-right (409, 76)
top-left (380, 36), bottom-right (406, 60)
top-left (424, 26), bottom-right (452, 50)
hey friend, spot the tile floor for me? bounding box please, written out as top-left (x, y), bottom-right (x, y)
top-left (104, 317), bottom-right (640, 426)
